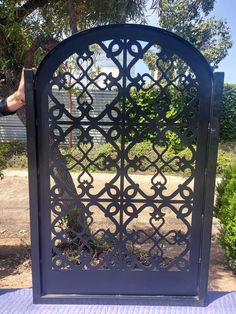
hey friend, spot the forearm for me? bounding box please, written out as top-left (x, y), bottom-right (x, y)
top-left (6, 91), bottom-right (24, 112)
top-left (0, 69), bottom-right (25, 117)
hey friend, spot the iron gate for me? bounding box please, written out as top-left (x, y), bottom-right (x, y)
top-left (25, 24), bottom-right (224, 305)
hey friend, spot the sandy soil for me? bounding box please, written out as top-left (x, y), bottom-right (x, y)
top-left (0, 169), bottom-right (235, 291)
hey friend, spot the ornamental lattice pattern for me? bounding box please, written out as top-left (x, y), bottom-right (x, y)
top-left (48, 38), bottom-right (199, 272)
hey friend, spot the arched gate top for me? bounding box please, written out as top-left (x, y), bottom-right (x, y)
top-left (35, 24), bottom-right (213, 90)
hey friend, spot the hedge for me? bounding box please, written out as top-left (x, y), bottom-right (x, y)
top-left (214, 163), bottom-right (236, 271)
top-left (219, 84), bottom-right (236, 142)
top-left (0, 141), bottom-right (26, 179)
top-left (128, 83), bottom-right (236, 143)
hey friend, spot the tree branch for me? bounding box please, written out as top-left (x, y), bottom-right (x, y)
top-left (67, 0), bottom-right (78, 34)
top-left (24, 44), bottom-right (39, 68)
top-left (0, 0), bottom-right (51, 24)
top-left (24, 38), bottom-right (59, 67)
top-left (0, 30), bottom-right (7, 46)
top-left (17, 0), bottom-right (51, 19)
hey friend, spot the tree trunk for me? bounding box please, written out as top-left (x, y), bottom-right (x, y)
top-left (17, 104), bottom-right (86, 234)
top-left (67, 0), bottom-right (78, 34)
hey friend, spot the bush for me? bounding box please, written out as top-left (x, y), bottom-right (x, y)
top-left (214, 163), bottom-right (236, 271)
top-left (217, 150), bottom-right (234, 174)
top-left (1, 140), bottom-right (234, 177)
top-left (220, 84), bottom-right (236, 142)
top-left (0, 146), bottom-right (7, 179)
top-left (0, 141), bottom-right (27, 178)
top-left (128, 84), bottom-right (236, 144)
top-left (7, 154), bottom-right (28, 168)
top-left (217, 141), bottom-right (236, 175)
top-left (127, 86), bottom-right (196, 151)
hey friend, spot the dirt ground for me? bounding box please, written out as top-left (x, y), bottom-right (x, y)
top-left (0, 169), bottom-right (236, 291)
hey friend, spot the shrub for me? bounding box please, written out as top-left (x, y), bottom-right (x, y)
top-left (214, 163), bottom-right (236, 271)
top-left (0, 146), bottom-right (7, 179)
top-left (220, 84), bottom-right (236, 142)
top-left (216, 150), bottom-right (234, 174)
top-left (217, 141), bottom-right (236, 175)
top-left (126, 86), bottom-right (196, 151)
top-left (127, 84), bottom-right (236, 144)
top-left (0, 141), bottom-right (27, 178)
top-left (7, 154), bottom-right (28, 168)
top-left (0, 139), bottom-right (235, 177)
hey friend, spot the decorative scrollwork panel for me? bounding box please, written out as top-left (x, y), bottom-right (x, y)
top-left (40, 32), bottom-right (209, 277)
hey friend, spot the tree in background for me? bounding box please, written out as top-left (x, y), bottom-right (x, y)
top-left (0, 0), bottom-right (149, 237)
top-left (146, 0), bottom-right (232, 69)
top-left (0, 0), bottom-right (147, 98)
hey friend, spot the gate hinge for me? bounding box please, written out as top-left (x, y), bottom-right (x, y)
top-left (198, 257), bottom-right (202, 264)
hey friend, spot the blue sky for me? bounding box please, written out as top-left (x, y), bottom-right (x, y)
top-left (146, 0), bottom-right (236, 84)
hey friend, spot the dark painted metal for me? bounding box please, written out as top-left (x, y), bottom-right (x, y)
top-left (25, 69), bottom-right (41, 302)
top-left (198, 72), bottom-right (225, 305)
top-left (25, 24), bottom-right (223, 306)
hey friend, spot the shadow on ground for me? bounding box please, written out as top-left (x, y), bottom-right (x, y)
top-left (0, 242), bottom-right (31, 280)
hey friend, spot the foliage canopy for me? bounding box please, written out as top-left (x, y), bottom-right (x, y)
top-left (147, 0), bottom-right (232, 70)
top-left (0, 0), bottom-right (148, 97)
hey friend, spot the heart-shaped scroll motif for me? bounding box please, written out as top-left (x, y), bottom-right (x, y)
top-left (48, 32), bottom-right (203, 274)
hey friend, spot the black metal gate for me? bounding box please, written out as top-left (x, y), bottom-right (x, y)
top-left (25, 24), bottom-right (224, 305)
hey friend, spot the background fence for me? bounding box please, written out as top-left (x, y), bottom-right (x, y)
top-left (0, 90), bottom-right (117, 143)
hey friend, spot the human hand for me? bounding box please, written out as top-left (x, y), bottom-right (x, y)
top-left (6, 67), bottom-right (37, 113)
top-left (6, 69), bottom-right (25, 112)
top-left (14, 68), bottom-right (25, 105)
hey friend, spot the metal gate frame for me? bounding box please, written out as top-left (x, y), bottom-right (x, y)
top-left (25, 24), bottom-right (224, 306)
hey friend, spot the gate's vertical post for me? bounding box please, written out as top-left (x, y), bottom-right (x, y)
top-left (198, 72), bottom-right (224, 305)
top-left (25, 69), bottom-right (41, 302)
